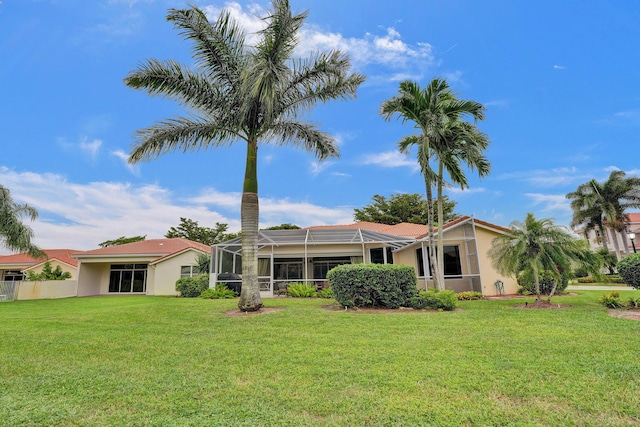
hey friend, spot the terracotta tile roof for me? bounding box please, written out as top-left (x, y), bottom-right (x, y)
top-left (74, 238), bottom-right (210, 260)
top-left (306, 216), bottom-right (509, 240)
top-left (0, 249), bottom-right (83, 268)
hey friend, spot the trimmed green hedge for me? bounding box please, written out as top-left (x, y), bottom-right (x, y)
top-left (175, 274), bottom-right (209, 297)
top-left (326, 264), bottom-right (417, 309)
top-left (617, 253), bottom-right (640, 290)
top-left (410, 289), bottom-right (457, 311)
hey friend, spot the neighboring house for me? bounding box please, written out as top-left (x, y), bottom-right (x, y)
top-left (0, 249), bottom-right (81, 282)
top-left (211, 216), bottom-right (517, 297)
top-left (580, 212), bottom-right (640, 255)
top-left (74, 238), bottom-right (210, 297)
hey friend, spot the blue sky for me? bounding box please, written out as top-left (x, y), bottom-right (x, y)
top-left (1, 0), bottom-right (639, 252)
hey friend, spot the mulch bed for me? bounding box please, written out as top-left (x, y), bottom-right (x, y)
top-left (225, 307), bottom-right (285, 317)
top-left (608, 308), bottom-right (640, 321)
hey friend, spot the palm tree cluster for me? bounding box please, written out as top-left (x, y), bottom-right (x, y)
top-left (380, 79), bottom-right (491, 289)
top-left (489, 213), bottom-right (599, 301)
top-left (567, 170), bottom-right (640, 260)
top-left (124, 1), bottom-right (365, 311)
top-left (0, 184), bottom-right (43, 257)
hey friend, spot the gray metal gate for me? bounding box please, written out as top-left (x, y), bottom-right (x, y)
top-left (0, 281), bottom-right (20, 302)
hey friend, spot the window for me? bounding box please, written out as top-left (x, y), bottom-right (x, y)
top-left (313, 257), bottom-right (351, 279)
top-left (370, 247), bottom-right (394, 264)
top-left (3, 270), bottom-right (25, 282)
top-left (415, 245), bottom-right (462, 278)
top-left (180, 265), bottom-right (199, 278)
top-left (274, 258), bottom-right (303, 281)
top-left (108, 264), bottom-right (147, 293)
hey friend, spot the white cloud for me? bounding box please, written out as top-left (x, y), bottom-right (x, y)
top-left (111, 150), bottom-right (140, 176)
top-left (79, 137), bottom-right (102, 159)
top-left (310, 160), bottom-right (333, 176)
top-left (597, 109), bottom-right (640, 126)
top-left (360, 151), bottom-right (419, 170)
top-left (553, 65), bottom-right (566, 70)
top-left (0, 168), bottom-right (358, 253)
top-left (525, 193), bottom-right (572, 214)
top-left (446, 187), bottom-right (487, 195)
top-left (499, 167), bottom-right (590, 188)
top-left (203, 2), bottom-right (436, 79)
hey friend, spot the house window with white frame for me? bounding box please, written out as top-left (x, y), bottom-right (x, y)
top-left (180, 265), bottom-right (200, 278)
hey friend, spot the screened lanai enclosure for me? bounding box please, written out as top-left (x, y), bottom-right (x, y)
top-left (211, 228), bottom-right (415, 297)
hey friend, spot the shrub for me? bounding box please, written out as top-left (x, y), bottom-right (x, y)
top-left (316, 287), bottom-right (334, 299)
top-left (327, 264), bottom-right (417, 309)
top-left (605, 274), bottom-right (626, 284)
top-left (576, 277), bottom-right (596, 283)
top-left (617, 253), bottom-right (640, 290)
top-left (573, 267), bottom-right (589, 278)
top-left (200, 283), bottom-right (237, 299)
top-left (175, 274), bottom-right (209, 297)
top-left (410, 289), bottom-right (457, 311)
top-left (517, 269), bottom-right (569, 295)
top-left (628, 296), bottom-right (640, 309)
top-left (598, 291), bottom-right (622, 309)
top-left (457, 291), bottom-right (483, 300)
top-left (287, 282), bottom-right (317, 298)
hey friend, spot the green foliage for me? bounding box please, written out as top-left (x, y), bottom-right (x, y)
top-left (287, 283), bottom-right (317, 298)
top-left (597, 248), bottom-right (618, 275)
top-left (605, 274), bottom-right (625, 284)
top-left (196, 252), bottom-right (211, 275)
top-left (517, 269), bottom-right (570, 295)
top-left (0, 184), bottom-right (42, 257)
top-left (264, 223), bottom-right (300, 230)
top-left (175, 274), bottom-right (209, 297)
top-left (598, 291), bottom-right (623, 309)
top-left (98, 235), bottom-right (146, 248)
top-left (354, 193), bottom-right (458, 225)
top-left (577, 277), bottom-right (597, 283)
top-left (166, 217), bottom-right (235, 246)
top-left (25, 261), bottom-right (72, 281)
top-left (457, 291), bottom-right (483, 300)
top-left (327, 264), bottom-right (417, 309)
top-left (316, 287), bottom-right (334, 299)
top-left (573, 267), bottom-right (589, 278)
top-left (617, 253), bottom-right (640, 289)
top-left (410, 289), bottom-right (458, 311)
top-left (627, 296), bottom-right (640, 308)
top-left (200, 283), bottom-right (237, 299)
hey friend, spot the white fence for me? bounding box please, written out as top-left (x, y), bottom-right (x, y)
top-left (0, 280), bottom-right (78, 301)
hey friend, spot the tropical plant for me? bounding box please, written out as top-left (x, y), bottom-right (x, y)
top-left (0, 184), bottom-right (43, 257)
top-left (567, 170), bottom-right (640, 259)
top-left (286, 282), bottom-right (317, 298)
top-left (354, 193), bottom-right (458, 225)
top-left (175, 274), bottom-right (209, 298)
top-left (200, 283), bottom-right (237, 299)
top-left (124, 3), bottom-right (364, 311)
top-left (196, 252), bottom-right (211, 275)
top-left (25, 261), bottom-right (72, 281)
top-left (596, 248), bottom-right (618, 274)
top-left (598, 291), bottom-right (623, 309)
top-left (380, 78), bottom-right (490, 289)
top-left (489, 213), bottom-right (601, 301)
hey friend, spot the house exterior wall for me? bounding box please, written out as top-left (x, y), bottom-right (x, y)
top-left (150, 250), bottom-right (203, 296)
top-left (474, 226), bottom-right (518, 296)
top-left (25, 259), bottom-right (78, 280)
top-left (17, 280), bottom-right (78, 300)
top-left (76, 262), bottom-right (109, 296)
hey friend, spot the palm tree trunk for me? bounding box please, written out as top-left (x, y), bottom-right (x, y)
top-left (532, 262), bottom-right (541, 301)
top-left (598, 224), bottom-right (609, 252)
top-left (436, 161), bottom-right (446, 287)
top-left (425, 180), bottom-right (441, 290)
top-left (547, 278), bottom-right (559, 302)
top-left (238, 140), bottom-right (263, 312)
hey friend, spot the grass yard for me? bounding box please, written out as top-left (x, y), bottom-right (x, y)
top-left (1, 291), bottom-right (640, 426)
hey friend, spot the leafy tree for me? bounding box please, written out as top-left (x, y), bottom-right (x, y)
top-left (196, 252), bottom-right (211, 275)
top-left (0, 184), bottom-right (43, 257)
top-left (98, 235), bottom-right (146, 248)
top-left (617, 253), bottom-right (640, 290)
top-left (26, 261), bottom-right (72, 281)
top-left (567, 170), bottom-right (640, 259)
top-left (354, 193), bottom-right (458, 225)
top-left (264, 223), bottom-right (301, 230)
top-left (489, 213), bottom-right (600, 302)
top-left (124, 3), bottom-right (364, 311)
top-left (165, 217), bottom-right (233, 246)
top-left (596, 247), bottom-right (618, 275)
top-left (380, 78), bottom-right (489, 289)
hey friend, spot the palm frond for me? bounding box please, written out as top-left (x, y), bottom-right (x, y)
top-left (267, 121), bottom-right (339, 160)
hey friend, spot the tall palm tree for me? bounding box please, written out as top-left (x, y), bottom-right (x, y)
top-left (489, 213), bottom-right (597, 302)
top-left (381, 78), bottom-right (487, 289)
top-left (567, 170), bottom-right (640, 259)
top-left (0, 184), bottom-right (43, 257)
top-left (124, 2), bottom-right (364, 311)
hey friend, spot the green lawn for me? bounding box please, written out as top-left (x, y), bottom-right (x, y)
top-left (1, 292), bottom-right (639, 426)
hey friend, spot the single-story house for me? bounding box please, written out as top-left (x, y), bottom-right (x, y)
top-left (0, 249), bottom-right (81, 281)
top-left (74, 238), bottom-right (210, 296)
top-left (211, 216), bottom-right (517, 297)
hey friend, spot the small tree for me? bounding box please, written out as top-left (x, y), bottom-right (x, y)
top-left (26, 261), bottom-right (72, 281)
top-left (617, 253), bottom-right (640, 290)
top-left (166, 218), bottom-right (234, 246)
top-left (354, 193), bottom-right (458, 225)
